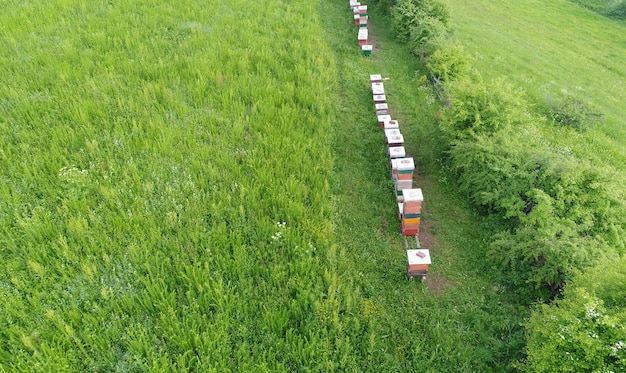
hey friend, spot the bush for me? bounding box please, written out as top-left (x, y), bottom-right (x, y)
top-left (524, 256), bottom-right (626, 372)
top-left (448, 126), bottom-right (625, 297)
top-left (408, 16), bottom-right (449, 59)
top-left (391, 0), bottom-right (449, 45)
top-left (605, 1), bottom-right (626, 18)
top-left (438, 75), bottom-right (531, 140)
top-left (425, 42), bottom-right (471, 83)
top-left (546, 92), bottom-right (603, 131)
top-left (372, 0), bottom-right (398, 14)
top-left (489, 222), bottom-right (611, 298)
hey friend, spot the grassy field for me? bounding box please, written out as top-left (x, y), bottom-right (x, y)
top-left (0, 0), bottom-right (358, 370)
top-left (443, 0), bottom-right (626, 180)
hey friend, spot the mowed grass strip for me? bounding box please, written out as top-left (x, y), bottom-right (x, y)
top-left (0, 0), bottom-right (360, 370)
top-left (320, 1), bottom-right (527, 371)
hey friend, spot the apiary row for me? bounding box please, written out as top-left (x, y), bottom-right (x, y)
top-left (348, 1), bottom-right (431, 281)
top-left (369, 73), bottom-right (431, 281)
top-left (349, 1), bottom-right (372, 56)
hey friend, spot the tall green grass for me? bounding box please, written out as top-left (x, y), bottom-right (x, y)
top-left (0, 0), bottom-right (361, 370)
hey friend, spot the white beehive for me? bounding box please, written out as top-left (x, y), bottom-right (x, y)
top-left (388, 146), bottom-right (406, 159)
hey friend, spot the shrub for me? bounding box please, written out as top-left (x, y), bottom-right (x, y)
top-left (391, 0), bottom-right (449, 45)
top-left (546, 92), bottom-right (603, 131)
top-left (408, 16), bottom-right (449, 59)
top-left (438, 75), bottom-right (531, 140)
top-left (489, 222), bottom-right (612, 298)
top-left (605, 1), bottom-right (626, 18)
top-left (373, 0), bottom-right (398, 14)
top-left (448, 126), bottom-right (625, 296)
top-left (425, 41), bottom-right (471, 83)
top-left (524, 256), bottom-right (626, 372)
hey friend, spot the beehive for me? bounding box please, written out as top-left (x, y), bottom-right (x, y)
top-left (384, 128), bottom-right (401, 138)
top-left (386, 134), bottom-right (404, 147)
top-left (358, 28), bottom-right (368, 45)
top-left (383, 119), bottom-right (399, 129)
top-left (377, 114), bottom-right (392, 127)
top-left (359, 16), bottom-right (368, 27)
top-left (406, 249), bottom-right (431, 278)
top-left (395, 179), bottom-right (412, 192)
top-left (391, 157), bottom-right (414, 181)
top-left (395, 157), bottom-right (413, 178)
top-left (371, 82), bottom-right (385, 95)
top-left (373, 94), bottom-right (386, 105)
top-left (354, 14), bottom-right (360, 26)
top-left (370, 74), bottom-right (382, 84)
top-left (375, 103), bottom-right (389, 116)
top-left (387, 146), bottom-right (406, 159)
top-left (358, 5), bottom-right (367, 17)
top-left (362, 44), bottom-right (372, 56)
top-left (401, 188), bottom-right (423, 236)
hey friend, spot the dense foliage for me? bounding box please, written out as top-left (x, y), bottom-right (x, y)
top-left (570, 0), bottom-right (626, 19)
top-left (524, 256), bottom-right (626, 372)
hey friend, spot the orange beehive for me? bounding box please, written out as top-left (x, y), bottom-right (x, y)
top-left (392, 157), bottom-right (414, 180)
top-left (402, 188), bottom-right (423, 236)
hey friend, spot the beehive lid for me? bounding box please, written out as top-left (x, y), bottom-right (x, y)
top-left (373, 94), bottom-right (386, 102)
top-left (370, 74), bottom-right (382, 82)
top-left (384, 120), bottom-right (399, 129)
top-left (388, 146), bottom-right (406, 158)
top-left (384, 129), bottom-right (401, 137)
top-left (407, 249), bottom-right (431, 265)
top-left (396, 157), bottom-right (414, 171)
top-left (377, 114), bottom-right (392, 123)
top-left (375, 103), bottom-right (388, 110)
top-left (362, 45), bottom-right (373, 51)
top-left (358, 29), bottom-right (368, 38)
top-left (386, 134), bottom-right (404, 144)
top-left (403, 188), bottom-right (423, 202)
